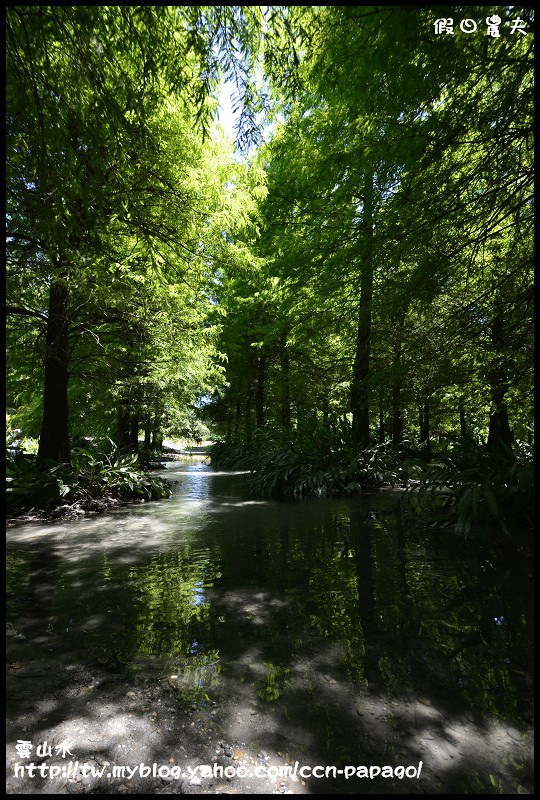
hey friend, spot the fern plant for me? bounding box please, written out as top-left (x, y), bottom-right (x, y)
top-left (6, 443), bottom-right (171, 512)
top-left (210, 418), bottom-right (411, 497)
top-left (409, 440), bottom-right (533, 537)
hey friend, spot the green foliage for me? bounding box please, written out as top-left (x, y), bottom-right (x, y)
top-left (6, 454), bottom-right (73, 511)
top-left (16, 437), bottom-right (40, 455)
top-left (410, 441), bottom-right (533, 537)
top-left (210, 418), bottom-right (410, 497)
top-left (6, 444), bottom-right (171, 513)
top-left (6, 6), bottom-right (263, 466)
top-left (207, 6), bottom-right (532, 538)
top-left (71, 446), bottom-right (171, 501)
top-left (5, 6), bottom-right (533, 532)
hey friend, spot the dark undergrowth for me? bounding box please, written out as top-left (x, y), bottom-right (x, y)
top-left (407, 439), bottom-right (533, 538)
top-left (210, 419), bottom-right (533, 538)
top-left (6, 439), bottom-right (171, 515)
top-left (210, 419), bottom-right (416, 496)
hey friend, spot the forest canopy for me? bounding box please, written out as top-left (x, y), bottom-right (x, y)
top-left (6, 6), bottom-right (533, 530)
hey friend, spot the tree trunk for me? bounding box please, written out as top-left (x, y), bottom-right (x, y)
top-left (234, 398), bottom-right (241, 435)
top-left (378, 392), bottom-right (385, 443)
top-left (117, 411), bottom-right (131, 453)
top-left (351, 169), bottom-right (374, 448)
top-left (391, 382), bottom-right (402, 448)
top-left (244, 390), bottom-right (253, 443)
top-left (280, 333), bottom-right (291, 430)
top-left (130, 415), bottom-right (139, 455)
top-left (487, 392), bottom-right (513, 456)
top-left (151, 417), bottom-right (162, 452)
top-left (255, 353), bottom-right (265, 429)
top-left (391, 315), bottom-right (404, 449)
top-left (419, 383), bottom-right (431, 452)
top-left (391, 371), bottom-right (402, 450)
top-left (486, 313), bottom-right (513, 457)
top-left (144, 416), bottom-right (151, 449)
top-left (423, 395), bottom-right (431, 451)
top-left (37, 280), bottom-right (71, 464)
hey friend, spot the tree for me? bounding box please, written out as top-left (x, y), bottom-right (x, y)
top-left (7, 6), bottom-right (266, 461)
top-left (212, 5), bottom-right (533, 456)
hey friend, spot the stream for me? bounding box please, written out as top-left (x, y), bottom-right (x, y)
top-left (6, 457), bottom-right (534, 794)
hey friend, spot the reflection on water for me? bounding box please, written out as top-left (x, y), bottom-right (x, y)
top-left (7, 458), bottom-right (533, 767)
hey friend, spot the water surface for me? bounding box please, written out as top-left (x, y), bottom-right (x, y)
top-left (6, 458), bottom-right (533, 793)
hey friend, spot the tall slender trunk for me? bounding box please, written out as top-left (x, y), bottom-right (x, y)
top-left (391, 350), bottom-right (403, 450)
top-left (130, 415), bottom-right (139, 455)
top-left (117, 410), bottom-right (131, 453)
top-left (244, 389), bottom-right (253, 443)
top-left (37, 280), bottom-right (71, 463)
top-left (378, 391), bottom-right (385, 443)
top-left (391, 382), bottom-right (402, 448)
top-left (419, 382), bottom-right (431, 453)
top-left (144, 416), bottom-right (151, 449)
top-left (423, 395), bottom-right (431, 450)
top-left (351, 169), bottom-right (374, 448)
top-left (151, 415), bottom-right (162, 451)
top-left (280, 332), bottom-right (291, 430)
top-left (255, 354), bottom-right (265, 429)
top-left (487, 313), bottom-right (513, 457)
top-left (234, 398), bottom-right (241, 435)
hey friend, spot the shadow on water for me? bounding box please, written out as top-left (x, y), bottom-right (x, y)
top-left (6, 459), bottom-right (533, 794)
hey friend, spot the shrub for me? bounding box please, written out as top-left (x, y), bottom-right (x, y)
top-left (6, 453), bottom-right (73, 510)
top-left (6, 443), bottom-right (171, 513)
top-left (71, 446), bottom-right (171, 501)
top-left (210, 418), bottom-right (410, 497)
top-left (408, 440), bottom-right (533, 537)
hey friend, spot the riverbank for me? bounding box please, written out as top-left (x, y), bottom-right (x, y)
top-left (6, 448), bottom-right (177, 527)
top-left (5, 493), bottom-right (173, 528)
top-left (209, 433), bottom-right (533, 539)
